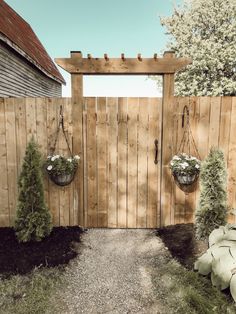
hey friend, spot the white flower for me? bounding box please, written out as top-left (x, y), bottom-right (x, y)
top-left (51, 156), bottom-right (56, 161)
top-left (67, 158), bottom-right (72, 162)
top-left (170, 161), bottom-right (174, 166)
top-left (173, 155), bottom-right (181, 161)
top-left (195, 164), bottom-right (200, 169)
top-left (47, 155), bottom-right (51, 159)
top-left (74, 155), bottom-right (80, 160)
top-left (181, 162), bottom-right (189, 169)
top-left (55, 155), bottom-right (60, 159)
top-left (47, 165), bottom-right (53, 171)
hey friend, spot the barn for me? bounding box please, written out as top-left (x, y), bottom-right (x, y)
top-left (0, 0), bottom-right (65, 97)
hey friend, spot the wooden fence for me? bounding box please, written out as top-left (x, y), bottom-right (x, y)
top-left (0, 96), bottom-right (236, 227)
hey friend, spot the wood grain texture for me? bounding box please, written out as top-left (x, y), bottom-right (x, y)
top-left (107, 98), bottom-right (118, 227)
top-left (97, 97), bottom-right (108, 227)
top-left (127, 98), bottom-right (139, 228)
top-left (55, 55), bottom-right (192, 75)
top-left (117, 98), bottom-right (128, 228)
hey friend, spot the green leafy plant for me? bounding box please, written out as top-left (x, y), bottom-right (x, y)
top-left (195, 224), bottom-right (236, 302)
top-left (170, 153), bottom-right (201, 175)
top-left (14, 137), bottom-right (52, 242)
top-left (45, 154), bottom-right (80, 176)
top-left (195, 147), bottom-right (227, 240)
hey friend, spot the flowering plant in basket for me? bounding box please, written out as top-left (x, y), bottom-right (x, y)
top-left (45, 154), bottom-right (80, 186)
top-left (170, 153), bottom-right (201, 185)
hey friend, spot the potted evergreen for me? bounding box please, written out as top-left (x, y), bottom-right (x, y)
top-left (15, 137), bottom-right (52, 242)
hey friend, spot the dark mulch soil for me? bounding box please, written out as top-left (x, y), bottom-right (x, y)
top-left (0, 226), bottom-right (84, 277)
top-left (156, 223), bottom-right (207, 269)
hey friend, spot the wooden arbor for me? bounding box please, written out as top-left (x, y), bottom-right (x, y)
top-left (55, 51), bottom-right (191, 227)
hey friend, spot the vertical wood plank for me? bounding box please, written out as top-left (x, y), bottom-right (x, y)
top-left (0, 98), bottom-right (10, 226)
top-left (127, 98), bottom-right (139, 228)
top-left (71, 52), bottom-right (84, 227)
top-left (47, 98), bottom-right (60, 226)
top-left (174, 97), bottom-right (187, 224)
top-left (208, 97), bottom-right (221, 148)
top-left (198, 97), bottom-right (211, 159)
top-left (25, 98), bottom-right (37, 142)
top-left (161, 65), bottom-right (175, 226)
top-left (86, 97), bottom-right (97, 227)
top-left (58, 98), bottom-right (70, 226)
top-left (147, 98), bottom-right (161, 228)
top-left (107, 98), bottom-right (118, 227)
top-left (97, 97), bottom-right (108, 227)
top-left (117, 98), bottom-right (128, 228)
top-left (219, 97), bottom-right (232, 165)
top-left (228, 97), bottom-right (236, 223)
top-left (15, 98), bottom-right (27, 177)
top-left (137, 98), bottom-right (149, 228)
top-left (5, 98), bottom-right (17, 225)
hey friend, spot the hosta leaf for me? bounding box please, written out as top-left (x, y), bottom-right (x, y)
top-left (223, 230), bottom-right (236, 241)
top-left (230, 275), bottom-right (236, 302)
top-left (210, 246), bottom-right (229, 260)
top-left (211, 255), bottom-right (235, 290)
top-left (209, 227), bottom-right (225, 247)
top-left (194, 251), bottom-right (212, 275)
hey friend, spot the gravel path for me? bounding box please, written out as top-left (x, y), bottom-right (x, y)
top-left (54, 229), bottom-right (170, 314)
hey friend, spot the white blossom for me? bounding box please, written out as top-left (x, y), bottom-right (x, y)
top-left (181, 162), bottom-right (189, 169)
top-left (152, 0), bottom-right (236, 96)
top-left (195, 164), bottom-right (200, 169)
top-left (67, 158), bottom-right (72, 162)
top-left (74, 155), bottom-right (80, 160)
top-left (47, 165), bottom-right (53, 171)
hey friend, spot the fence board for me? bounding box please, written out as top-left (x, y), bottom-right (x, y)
top-left (117, 98), bottom-right (128, 228)
top-left (0, 98), bottom-right (9, 226)
top-left (127, 98), bottom-right (139, 228)
top-left (137, 98), bottom-right (148, 228)
top-left (107, 98), bottom-right (118, 227)
top-left (147, 98), bottom-right (161, 228)
top-left (86, 97), bottom-right (98, 227)
top-left (97, 97), bottom-right (108, 227)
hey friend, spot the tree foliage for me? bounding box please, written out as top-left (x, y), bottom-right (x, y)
top-left (158, 0), bottom-right (236, 96)
top-left (15, 137), bottom-right (52, 242)
top-left (195, 147), bottom-right (227, 240)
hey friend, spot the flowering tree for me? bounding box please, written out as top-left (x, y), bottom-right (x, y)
top-left (156, 0), bottom-right (236, 96)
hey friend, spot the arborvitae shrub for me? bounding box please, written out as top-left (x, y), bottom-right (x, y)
top-left (14, 137), bottom-right (52, 242)
top-left (195, 147), bottom-right (227, 240)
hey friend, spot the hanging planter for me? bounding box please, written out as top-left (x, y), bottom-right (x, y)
top-left (45, 106), bottom-right (80, 186)
top-left (170, 105), bottom-right (201, 191)
top-left (45, 154), bottom-right (80, 186)
top-left (170, 153), bottom-right (200, 186)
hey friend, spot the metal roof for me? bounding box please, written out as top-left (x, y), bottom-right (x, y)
top-left (0, 0), bottom-right (65, 84)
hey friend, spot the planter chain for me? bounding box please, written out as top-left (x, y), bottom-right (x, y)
top-left (177, 104), bottom-right (201, 160)
top-left (51, 105), bottom-right (73, 157)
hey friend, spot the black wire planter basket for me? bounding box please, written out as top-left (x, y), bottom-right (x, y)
top-left (46, 105), bottom-right (79, 187)
top-left (47, 169), bottom-right (77, 187)
top-left (173, 172), bottom-right (199, 186)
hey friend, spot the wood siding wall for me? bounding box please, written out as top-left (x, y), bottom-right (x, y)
top-left (0, 96), bottom-right (236, 227)
top-left (0, 41), bottom-right (62, 98)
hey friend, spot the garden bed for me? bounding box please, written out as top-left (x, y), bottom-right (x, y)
top-left (0, 226), bottom-right (84, 277)
top-left (156, 223), bottom-right (207, 269)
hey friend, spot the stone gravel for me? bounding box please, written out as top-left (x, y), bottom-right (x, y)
top-left (53, 229), bottom-right (171, 314)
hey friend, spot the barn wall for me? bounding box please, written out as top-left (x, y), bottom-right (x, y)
top-left (0, 41), bottom-right (62, 98)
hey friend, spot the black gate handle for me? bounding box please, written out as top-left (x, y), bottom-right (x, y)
top-left (154, 139), bottom-right (158, 164)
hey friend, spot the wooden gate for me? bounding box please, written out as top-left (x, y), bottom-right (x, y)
top-left (83, 97), bottom-right (162, 228)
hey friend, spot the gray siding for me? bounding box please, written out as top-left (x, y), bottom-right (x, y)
top-left (0, 41), bottom-right (62, 98)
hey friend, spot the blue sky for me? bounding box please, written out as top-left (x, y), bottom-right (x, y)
top-left (5, 0), bottom-right (182, 96)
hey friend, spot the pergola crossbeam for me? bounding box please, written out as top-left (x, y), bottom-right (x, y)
top-left (55, 51), bottom-right (191, 75)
